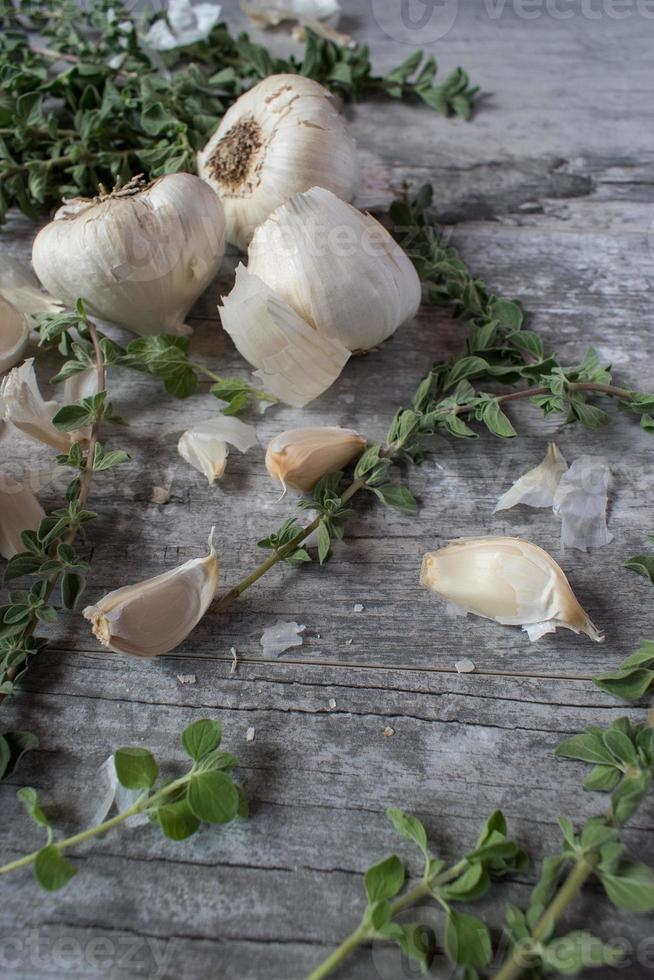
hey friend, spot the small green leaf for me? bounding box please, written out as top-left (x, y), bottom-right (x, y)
top-left (17, 786), bottom-right (49, 827)
top-left (34, 846), bottom-right (77, 891)
top-left (181, 719), bottom-right (222, 761)
top-left (114, 747), bottom-right (159, 790)
top-left (386, 808), bottom-right (429, 860)
top-left (439, 861), bottom-right (489, 901)
top-left (600, 861), bottom-right (654, 912)
top-left (61, 571), bottom-right (85, 610)
top-left (364, 854), bottom-right (405, 904)
top-left (187, 770), bottom-right (239, 824)
top-left (481, 399), bottom-right (517, 438)
top-left (372, 484), bottom-right (418, 514)
top-left (157, 799), bottom-right (201, 840)
top-left (444, 909), bottom-right (492, 967)
top-left (555, 732), bottom-right (616, 767)
top-left (317, 520), bottom-right (331, 565)
top-left (625, 554), bottom-right (654, 584)
top-left (0, 730), bottom-right (38, 781)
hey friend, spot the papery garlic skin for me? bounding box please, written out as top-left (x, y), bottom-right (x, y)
top-left (0, 358), bottom-right (75, 452)
top-left (266, 426), bottom-right (366, 492)
top-left (0, 296), bottom-right (30, 375)
top-left (247, 187), bottom-right (422, 352)
top-left (0, 474), bottom-right (45, 559)
top-left (494, 443), bottom-right (567, 512)
top-left (83, 532), bottom-right (219, 658)
top-left (198, 74), bottom-right (360, 250)
top-left (178, 416), bottom-right (258, 484)
top-left (220, 264), bottom-right (350, 407)
top-left (420, 536), bottom-right (603, 642)
top-left (32, 174), bottom-right (226, 337)
top-left (0, 255), bottom-right (62, 317)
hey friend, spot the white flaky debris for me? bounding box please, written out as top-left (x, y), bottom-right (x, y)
top-left (89, 757), bottom-right (150, 829)
top-left (144, 0), bottom-right (222, 51)
top-left (246, 726), bottom-right (256, 742)
top-left (383, 726), bottom-right (395, 737)
top-left (328, 698), bottom-right (336, 709)
top-left (260, 620), bottom-right (306, 657)
top-left (523, 621), bottom-right (558, 642)
top-left (353, 603), bottom-right (364, 612)
top-left (345, 638), bottom-right (353, 646)
top-left (230, 646), bottom-right (238, 675)
top-left (176, 673), bottom-right (196, 685)
top-left (445, 602), bottom-right (468, 619)
top-left (495, 443), bottom-right (568, 512)
top-left (455, 658), bottom-right (476, 673)
top-left (552, 455), bottom-right (612, 551)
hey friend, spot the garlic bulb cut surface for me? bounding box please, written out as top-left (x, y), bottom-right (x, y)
top-left (198, 74), bottom-right (360, 250)
top-left (494, 443), bottom-right (567, 512)
top-left (32, 174), bottom-right (226, 337)
top-left (266, 426), bottom-right (366, 492)
top-left (83, 532), bottom-right (220, 658)
top-left (0, 358), bottom-right (77, 452)
top-left (247, 186), bottom-right (422, 352)
top-left (178, 416), bottom-right (258, 484)
top-left (220, 265), bottom-right (350, 407)
top-left (0, 474), bottom-right (45, 559)
top-left (421, 536), bottom-right (603, 642)
top-left (0, 296), bottom-right (30, 374)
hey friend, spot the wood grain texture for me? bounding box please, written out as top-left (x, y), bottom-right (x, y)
top-left (1, 0), bottom-right (654, 977)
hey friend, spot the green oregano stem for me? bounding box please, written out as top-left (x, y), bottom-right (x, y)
top-left (0, 771), bottom-right (187, 877)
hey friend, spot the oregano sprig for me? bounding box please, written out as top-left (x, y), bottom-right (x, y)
top-left (0, 0), bottom-right (479, 221)
top-left (0, 718), bottom-right (246, 890)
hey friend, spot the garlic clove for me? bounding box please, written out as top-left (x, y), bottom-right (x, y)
top-left (198, 74), bottom-right (360, 250)
top-left (0, 296), bottom-right (30, 375)
top-left (178, 416), bottom-right (258, 484)
top-left (219, 264), bottom-right (350, 407)
top-left (266, 426), bottom-right (366, 493)
top-left (0, 358), bottom-right (77, 453)
top-left (247, 186), bottom-right (422, 352)
top-left (32, 174), bottom-right (226, 337)
top-left (83, 531), bottom-right (220, 658)
top-left (0, 473), bottom-right (46, 559)
top-left (144, 0), bottom-right (223, 51)
top-left (494, 442), bottom-right (567, 512)
top-left (420, 536), bottom-right (603, 642)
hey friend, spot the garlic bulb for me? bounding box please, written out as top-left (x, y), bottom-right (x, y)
top-left (0, 296), bottom-right (30, 375)
top-left (0, 358), bottom-right (78, 453)
top-left (266, 426), bottom-right (366, 492)
top-left (83, 531), bottom-right (219, 658)
top-left (219, 187), bottom-right (421, 405)
top-left (32, 174), bottom-right (226, 337)
top-left (178, 416), bottom-right (258, 484)
top-left (0, 474), bottom-right (45, 559)
top-left (420, 536), bottom-right (603, 642)
top-left (198, 74), bottom-right (360, 250)
top-left (220, 265), bottom-right (350, 407)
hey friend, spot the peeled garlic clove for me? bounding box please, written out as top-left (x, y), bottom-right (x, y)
top-left (32, 174), bottom-right (226, 337)
top-left (0, 358), bottom-right (75, 453)
top-left (219, 264), bottom-right (350, 407)
top-left (198, 74), bottom-right (360, 250)
top-left (178, 416), bottom-right (258, 484)
top-left (0, 296), bottom-right (30, 375)
top-left (266, 426), bottom-right (366, 493)
top-left (495, 443), bottom-right (567, 512)
top-left (247, 186), bottom-right (422, 352)
top-left (83, 531), bottom-right (219, 658)
top-left (420, 536), bottom-right (603, 642)
top-left (0, 473), bottom-right (45, 559)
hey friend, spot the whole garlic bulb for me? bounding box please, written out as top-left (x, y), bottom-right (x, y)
top-left (0, 295), bottom-right (30, 374)
top-left (198, 74), bottom-right (360, 250)
top-left (32, 174), bottom-right (226, 337)
top-left (219, 187), bottom-right (421, 405)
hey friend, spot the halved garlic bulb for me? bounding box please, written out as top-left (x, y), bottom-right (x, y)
top-left (0, 296), bottom-right (30, 375)
top-left (198, 74), bottom-right (360, 249)
top-left (420, 536), bottom-right (603, 642)
top-left (0, 473), bottom-right (45, 559)
top-left (266, 426), bottom-right (366, 492)
top-left (32, 174), bottom-right (226, 337)
top-left (83, 531), bottom-right (219, 658)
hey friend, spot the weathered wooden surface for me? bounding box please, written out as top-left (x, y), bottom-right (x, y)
top-left (1, 0), bottom-right (654, 977)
